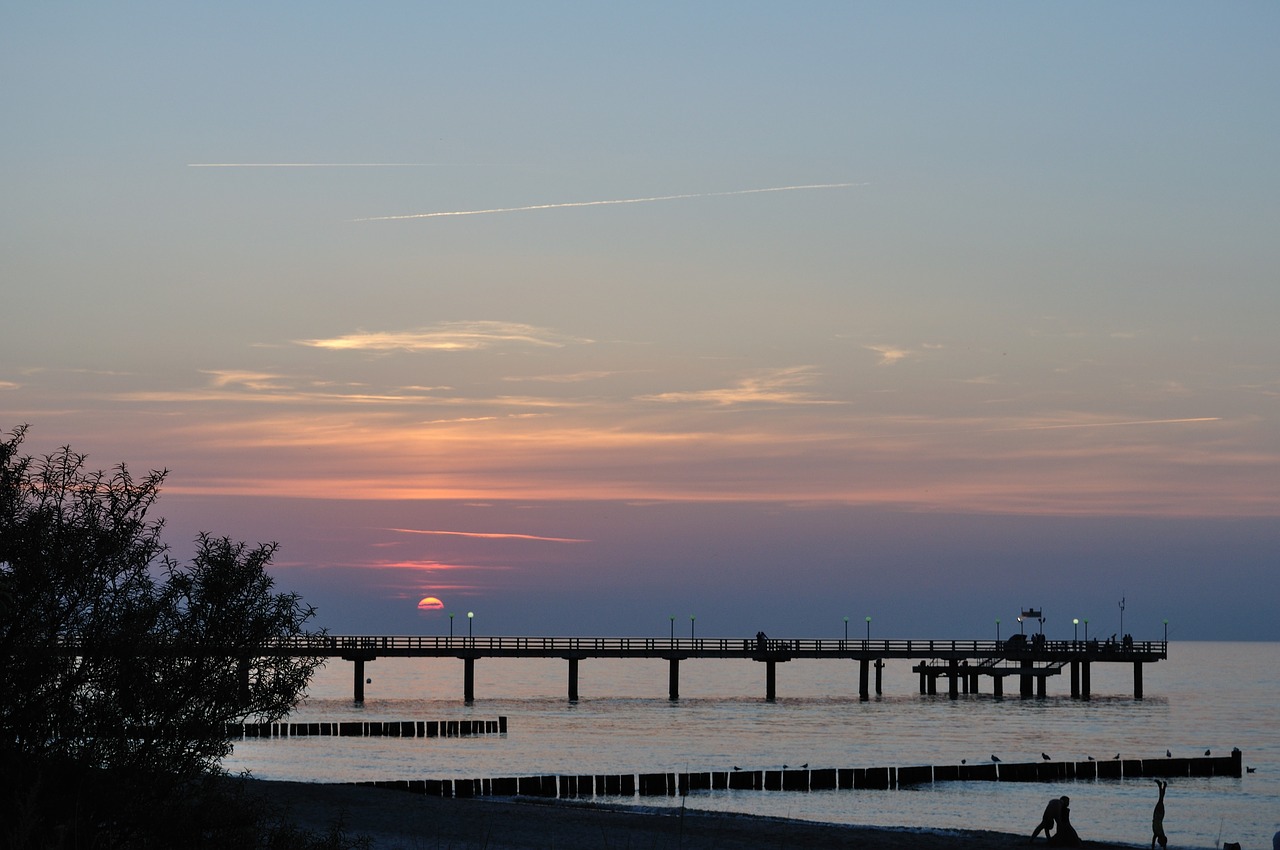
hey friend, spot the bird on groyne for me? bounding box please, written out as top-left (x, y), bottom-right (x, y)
top-left (1087, 756), bottom-right (1095, 761)
top-left (1042, 753), bottom-right (1051, 761)
top-left (732, 766), bottom-right (742, 771)
top-left (1113, 754), bottom-right (1121, 760)
top-left (991, 755), bottom-right (1001, 763)
top-left (1204, 749), bottom-right (1211, 756)
top-left (800, 763), bottom-right (808, 769)
top-left (1166, 749), bottom-right (1172, 757)
top-left (1246, 766), bottom-right (1255, 773)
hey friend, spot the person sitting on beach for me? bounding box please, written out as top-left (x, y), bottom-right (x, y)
top-left (1031, 795), bottom-right (1068, 842)
top-left (1049, 797), bottom-right (1081, 846)
top-left (1151, 780), bottom-right (1168, 848)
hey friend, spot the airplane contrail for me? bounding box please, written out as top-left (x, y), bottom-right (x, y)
top-left (983, 417), bottom-right (1221, 433)
top-left (352, 182), bottom-right (862, 221)
top-left (187, 162), bottom-right (456, 167)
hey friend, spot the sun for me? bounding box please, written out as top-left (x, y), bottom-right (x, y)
top-left (416, 596), bottom-right (444, 611)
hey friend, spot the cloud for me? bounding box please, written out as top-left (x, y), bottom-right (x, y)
top-left (977, 417), bottom-right (1221, 433)
top-left (295, 321), bottom-right (593, 353)
top-left (387, 528), bottom-right (589, 543)
top-left (865, 344), bottom-right (914, 366)
top-left (353, 183), bottom-right (861, 221)
top-left (504, 370), bottom-right (626, 383)
top-left (639, 366), bottom-right (843, 407)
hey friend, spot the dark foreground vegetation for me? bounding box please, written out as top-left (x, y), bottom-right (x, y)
top-left (1, 426), bottom-right (363, 848)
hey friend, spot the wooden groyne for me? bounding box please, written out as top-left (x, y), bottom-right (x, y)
top-left (229, 717), bottom-right (506, 739)
top-left (352, 749), bottom-right (1242, 799)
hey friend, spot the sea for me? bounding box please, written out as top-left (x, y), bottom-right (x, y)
top-left (227, 641), bottom-right (1279, 848)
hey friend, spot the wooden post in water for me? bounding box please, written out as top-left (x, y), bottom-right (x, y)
top-left (464, 657), bottom-right (475, 703)
top-left (1070, 661), bottom-right (1080, 698)
top-left (1133, 661), bottom-right (1143, 700)
top-left (1081, 660), bottom-right (1091, 700)
top-left (765, 660), bottom-right (777, 701)
top-left (353, 658), bottom-right (365, 704)
top-left (875, 659), bottom-right (884, 695)
top-left (1019, 662), bottom-right (1033, 698)
top-left (992, 673), bottom-right (1003, 698)
top-left (948, 659), bottom-right (959, 699)
top-left (668, 658), bottom-right (679, 701)
top-left (859, 658), bottom-right (870, 701)
top-left (567, 657), bottom-right (579, 701)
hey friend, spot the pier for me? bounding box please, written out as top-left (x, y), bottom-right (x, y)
top-left (259, 635), bottom-right (1167, 703)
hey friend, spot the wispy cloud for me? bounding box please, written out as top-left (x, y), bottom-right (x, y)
top-left (865, 344), bottom-right (915, 366)
top-left (504, 370), bottom-right (626, 383)
top-left (353, 183), bottom-right (861, 221)
top-left (386, 527), bottom-right (589, 543)
top-left (639, 366), bottom-right (842, 407)
top-left (979, 417), bottom-right (1221, 433)
top-left (296, 321), bottom-right (592, 352)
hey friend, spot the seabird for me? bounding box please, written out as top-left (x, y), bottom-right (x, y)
top-left (1114, 754), bottom-right (1121, 760)
top-left (1042, 753), bottom-right (1051, 761)
top-left (800, 763), bottom-right (808, 769)
top-left (961, 759), bottom-right (967, 764)
top-left (1205, 749), bottom-right (1211, 756)
top-left (732, 766), bottom-right (741, 771)
top-left (991, 755), bottom-right (1001, 763)
top-left (1246, 766), bottom-right (1255, 773)
top-left (1087, 756), bottom-right (1095, 761)
top-left (1166, 749), bottom-right (1172, 757)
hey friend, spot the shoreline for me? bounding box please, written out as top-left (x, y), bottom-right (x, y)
top-left (245, 778), bottom-right (1141, 850)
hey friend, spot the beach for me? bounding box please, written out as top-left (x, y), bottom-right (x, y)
top-left (250, 779), bottom-right (1138, 850)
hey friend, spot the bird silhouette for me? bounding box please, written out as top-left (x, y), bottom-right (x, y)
top-left (1042, 753), bottom-right (1051, 761)
top-left (1205, 749), bottom-right (1211, 756)
top-left (1087, 756), bottom-right (1095, 761)
top-left (800, 763), bottom-right (809, 769)
top-left (1113, 754), bottom-right (1121, 760)
top-left (991, 755), bottom-right (1001, 763)
top-left (732, 766), bottom-right (741, 771)
top-left (782, 764), bottom-right (789, 770)
top-left (961, 759), bottom-right (967, 764)
top-left (1166, 749), bottom-right (1172, 757)
top-left (1246, 766), bottom-right (1255, 773)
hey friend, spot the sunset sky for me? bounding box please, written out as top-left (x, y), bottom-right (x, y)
top-left (4, 3), bottom-right (1277, 640)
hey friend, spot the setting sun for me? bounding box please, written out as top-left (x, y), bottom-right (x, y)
top-left (416, 596), bottom-right (444, 611)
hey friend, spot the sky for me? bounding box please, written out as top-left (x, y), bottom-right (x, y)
top-left (3, 3), bottom-right (1278, 641)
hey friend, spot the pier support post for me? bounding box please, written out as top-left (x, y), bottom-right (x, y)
top-left (918, 668), bottom-right (927, 695)
top-left (1037, 674), bottom-right (1047, 698)
top-left (1019, 663), bottom-right (1033, 699)
top-left (948, 659), bottom-right (959, 699)
top-left (1081, 661), bottom-right (1091, 700)
top-left (859, 658), bottom-right (870, 701)
top-left (567, 658), bottom-right (579, 702)
top-left (1133, 662), bottom-right (1143, 700)
top-left (668, 658), bottom-right (679, 701)
top-left (766, 660), bottom-right (777, 701)
top-left (353, 658), bottom-right (365, 704)
top-left (1070, 661), bottom-right (1080, 698)
top-left (875, 659), bottom-right (884, 695)
top-left (464, 657), bottom-right (475, 703)
top-left (992, 674), bottom-right (1003, 699)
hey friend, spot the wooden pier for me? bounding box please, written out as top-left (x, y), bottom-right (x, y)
top-left (256, 634), bottom-right (1167, 704)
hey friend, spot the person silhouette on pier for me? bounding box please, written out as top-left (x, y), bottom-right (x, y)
top-left (1151, 780), bottom-right (1168, 848)
top-left (1031, 795), bottom-right (1068, 842)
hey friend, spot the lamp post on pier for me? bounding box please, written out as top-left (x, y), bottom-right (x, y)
top-left (844, 616), bottom-right (849, 641)
top-left (1084, 618), bottom-right (1089, 641)
top-left (1073, 618), bottom-right (1079, 641)
top-left (865, 616), bottom-right (871, 641)
top-left (996, 619), bottom-right (1001, 642)
top-left (669, 616), bottom-right (675, 641)
top-left (467, 611), bottom-right (474, 642)
top-left (690, 615), bottom-right (696, 640)
top-left (1163, 619), bottom-right (1168, 643)
top-left (1118, 597), bottom-right (1125, 636)
top-left (449, 613), bottom-right (454, 639)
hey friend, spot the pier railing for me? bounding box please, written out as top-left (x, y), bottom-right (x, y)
top-left (262, 634), bottom-right (1167, 661)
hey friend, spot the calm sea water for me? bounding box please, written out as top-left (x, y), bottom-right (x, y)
top-left (228, 641), bottom-right (1279, 848)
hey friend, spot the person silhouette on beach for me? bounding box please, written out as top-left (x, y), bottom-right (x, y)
top-left (1151, 780), bottom-right (1168, 848)
top-left (1049, 797), bottom-right (1081, 846)
top-left (1031, 795), bottom-right (1068, 842)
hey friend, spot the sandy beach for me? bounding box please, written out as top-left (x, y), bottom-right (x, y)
top-left (248, 779), bottom-right (1140, 850)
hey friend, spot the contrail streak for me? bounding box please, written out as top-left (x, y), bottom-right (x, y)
top-left (353, 182), bottom-right (862, 221)
top-left (983, 417), bottom-right (1221, 433)
top-left (188, 162), bottom-right (454, 167)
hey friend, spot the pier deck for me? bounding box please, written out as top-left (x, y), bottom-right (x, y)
top-left (261, 635), bottom-right (1166, 703)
